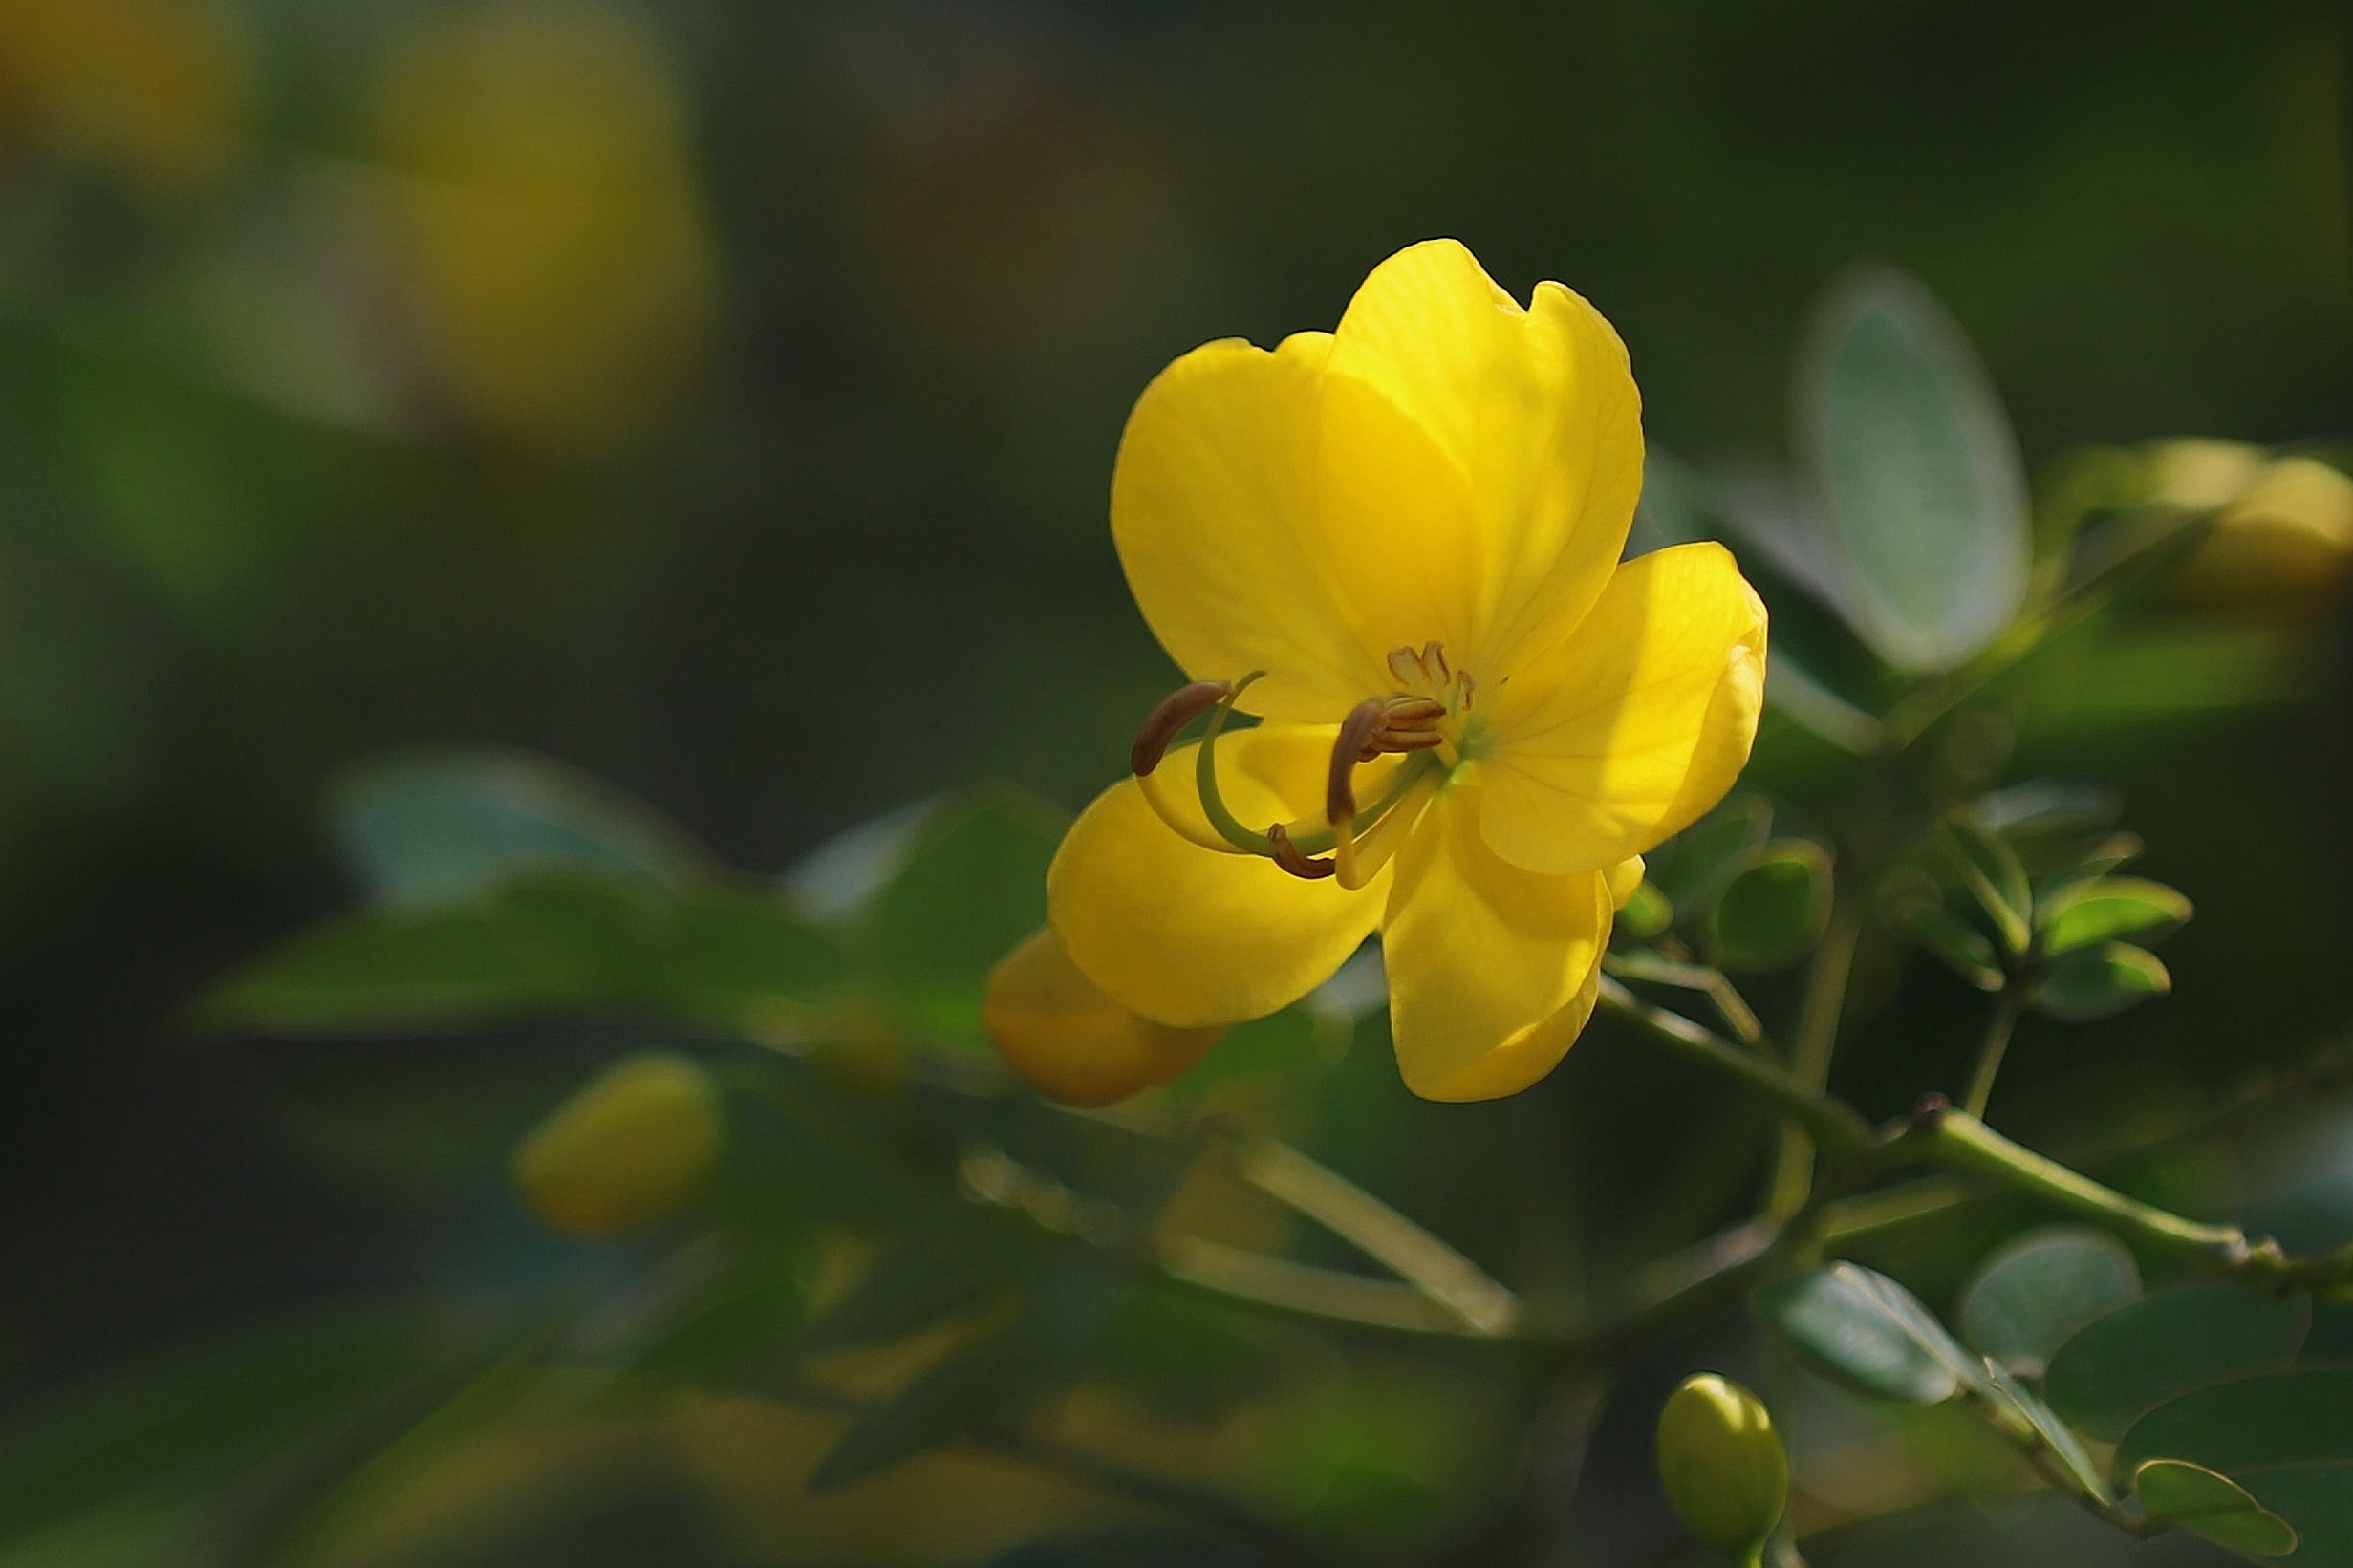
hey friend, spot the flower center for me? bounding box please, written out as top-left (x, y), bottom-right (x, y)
top-left (1124, 644), bottom-right (1468, 890)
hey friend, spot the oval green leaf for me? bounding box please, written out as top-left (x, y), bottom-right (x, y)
top-left (1956, 1225), bottom-right (2141, 1378)
top-left (2036, 877), bottom-right (2192, 957)
top-left (2044, 1284), bottom-right (2309, 1442)
top-left (2032, 941), bottom-right (2170, 1022)
top-left (1889, 903), bottom-right (2003, 992)
top-left (1796, 264), bottom-right (2030, 673)
top-left (333, 746), bottom-right (707, 905)
top-left (2132, 1459), bottom-right (2299, 1557)
top-left (1939, 816), bottom-right (2034, 956)
top-left (1981, 1360), bottom-right (2109, 1504)
top-left (874, 786), bottom-right (1070, 1045)
top-left (1707, 841), bottom-right (1832, 974)
top-left (2117, 1368), bottom-right (2353, 1480)
top-left (1754, 1262), bottom-right (1982, 1405)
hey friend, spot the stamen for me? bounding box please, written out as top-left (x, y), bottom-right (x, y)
top-left (1131, 679), bottom-right (1233, 776)
top-left (1335, 769), bottom-right (1437, 890)
top-left (1267, 822), bottom-right (1335, 880)
top-left (1329, 698), bottom-right (1388, 824)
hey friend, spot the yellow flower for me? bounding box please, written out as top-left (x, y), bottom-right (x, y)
top-left (1037, 240), bottom-right (1766, 1103)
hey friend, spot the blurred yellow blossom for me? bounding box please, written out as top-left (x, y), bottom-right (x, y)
top-left (1025, 240), bottom-right (1765, 1103)
top-left (0, 0), bottom-right (246, 186)
top-left (378, 0), bottom-right (718, 453)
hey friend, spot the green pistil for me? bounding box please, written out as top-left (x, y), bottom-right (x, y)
top-left (1193, 673), bottom-right (1445, 863)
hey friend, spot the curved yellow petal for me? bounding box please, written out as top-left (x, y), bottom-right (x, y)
top-left (1328, 240), bottom-right (1645, 679)
top-left (1112, 333), bottom-right (1399, 721)
top-left (1049, 724), bottom-right (1392, 1027)
top-left (1476, 542), bottom-right (1767, 876)
top-left (1381, 784), bottom-right (1612, 1102)
top-left (983, 928), bottom-right (1223, 1106)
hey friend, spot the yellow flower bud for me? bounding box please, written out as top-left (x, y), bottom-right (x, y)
top-left (983, 928), bottom-right (1223, 1106)
top-left (2170, 456), bottom-right (2353, 612)
top-left (513, 1050), bottom-right (723, 1238)
top-left (1656, 1373), bottom-right (1789, 1560)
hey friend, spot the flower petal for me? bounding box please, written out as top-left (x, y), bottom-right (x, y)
top-left (1382, 783), bottom-right (1611, 1102)
top-left (1112, 333), bottom-right (1442, 721)
top-left (1328, 240), bottom-right (1645, 678)
top-left (983, 928), bottom-right (1223, 1106)
top-left (1476, 542), bottom-right (1767, 876)
top-left (1049, 723), bottom-right (1392, 1027)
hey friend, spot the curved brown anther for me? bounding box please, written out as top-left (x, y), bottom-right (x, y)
top-left (1130, 680), bottom-right (1233, 776)
top-left (1329, 698), bottom-right (1387, 825)
top-left (1267, 821), bottom-right (1336, 880)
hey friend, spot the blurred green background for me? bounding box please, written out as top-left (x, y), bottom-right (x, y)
top-left (0, 1), bottom-right (2348, 1564)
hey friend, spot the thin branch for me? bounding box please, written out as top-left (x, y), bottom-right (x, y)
top-left (1961, 988), bottom-right (2024, 1120)
top-left (1598, 978), bottom-right (1872, 1158)
top-left (1232, 1137), bottom-right (1522, 1335)
top-left (1768, 909), bottom-right (1864, 1217)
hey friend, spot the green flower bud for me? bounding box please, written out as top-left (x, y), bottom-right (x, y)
top-left (512, 1051), bottom-right (723, 1238)
top-left (1656, 1373), bottom-right (1789, 1562)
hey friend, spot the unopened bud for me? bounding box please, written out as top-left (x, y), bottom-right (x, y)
top-left (513, 1051), bottom-right (723, 1238)
top-left (1656, 1373), bottom-right (1789, 1561)
top-left (983, 927), bottom-right (1223, 1106)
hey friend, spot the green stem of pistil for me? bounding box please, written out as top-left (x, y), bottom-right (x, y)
top-left (1961, 985), bottom-right (2024, 1120)
top-left (1196, 674), bottom-right (1275, 855)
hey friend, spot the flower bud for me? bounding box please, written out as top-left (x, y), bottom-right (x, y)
top-left (983, 927), bottom-right (1223, 1106)
top-left (1655, 1373), bottom-right (1789, 1560)
top-left (513, 1050), bottom-right (723, 1238)
top-left (2170, 456), bottom-right (2353, 612)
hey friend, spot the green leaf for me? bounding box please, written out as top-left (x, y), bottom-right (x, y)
top-left (873, 787), bottom-right (1069, 1045)
top-left (1938, 816), bottom-right (2034, 956)
top-left (2043, 1283), bottom-right (2309, 1442)
top-left (1980, 1360), bottom-right (2109, 1504)
top-left (1888, 903), bottom-right (2003, 992)
top-left (196, 871), bottom-right (850, 1038)
top-left (332, 746), bottom-right (707, 905)
top-left (1754, 1262), bottom-right (1984, 1405)
top-left (2132, 1459), bottom-right (2299, 1557)
top-left (1157, 1002), bottom-right (1350, 1100)
top-left (2036, 877), bottom-right (2191, 957)
top-left (1705, 840), bottom-right (1831, 974)
top-left (804, 1205), bottom-right (1042, 1352)
top-left (2117, 1371), bottom-right (2353, 1561)
top-left (2031, 831), bottom-right (2146, 906)
top-left (1650, 796), bottom-right (1772, 915)
top-left (1972, 780), bottom-right (2120, 840)
top-left (1796, 264), bottom-right (2030, 673)
top-left (1956, 1225), bottom-right (2141, 1378)
top-left (2032, 941), bottom-right (2170, 1021)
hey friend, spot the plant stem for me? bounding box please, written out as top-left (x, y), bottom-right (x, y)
top-left (1597, 978), bottom-right (1872, 1158)
top-left (1767, 908), bottom-right (1864, 1218)
top-left (1961, 986), bottom-right (2024, 1119)
top-left (1905, 1103), bottom-right (2249, 1268)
